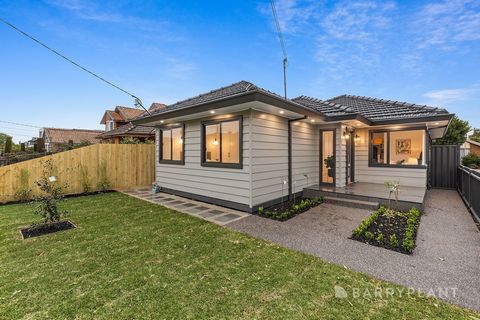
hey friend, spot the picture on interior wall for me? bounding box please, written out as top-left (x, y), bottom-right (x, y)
top-left (396, 139), bottom-right (411, 154)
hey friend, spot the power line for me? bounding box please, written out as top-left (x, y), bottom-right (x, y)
top-left (270, 0), bottom-right (288, 99)
top-left (0, 120), bottom-right (42, 128)
top-left (0, 126), bottom-right (38, 132)
top-left (0, 17), bottom-right (150, 115)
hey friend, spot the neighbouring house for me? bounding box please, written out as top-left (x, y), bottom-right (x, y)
top-left (39, 127), bottom-right (103, 152)
top-left (133, 80), bottom-right (453, 212)
top-left (98, 104), bottom-right (166, 143)
top-left (466, 139), bottom-right (480, 156)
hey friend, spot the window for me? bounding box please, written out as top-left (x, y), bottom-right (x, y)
top-left (160, 126), bottom-right (184, 164)
top-left (369, 129), bottom-right (425, 167)
top-left (106, 120), bottom-right (114, 131)
top-left (202, 117), bottom-right (242, 168)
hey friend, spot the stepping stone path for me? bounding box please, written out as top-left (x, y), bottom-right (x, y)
top-left (121, 189), bottom-right (249, 226)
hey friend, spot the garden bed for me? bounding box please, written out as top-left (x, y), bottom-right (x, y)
top-left (257, 197), bottom-right (323, 221)
top-left (20, 220), bottom-right (76, 239)
top-left (351, 206), bottom-right (422, 254)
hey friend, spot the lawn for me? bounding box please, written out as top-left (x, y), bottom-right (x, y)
top-left (0, 193), bottom-right (477, 319)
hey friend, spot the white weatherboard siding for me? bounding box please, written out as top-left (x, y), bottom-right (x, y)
top-left (354, 128), bottom-right (427, 187)
top-left (250, 111), bottom-right (319, 207)
top-left (155, 111), bottom-right (251, 206)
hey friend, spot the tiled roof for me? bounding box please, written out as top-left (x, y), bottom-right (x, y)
top-left (325, 94), bottom-right (450, 122)
top-left (43, 128), bottom-right (103, 144)
top-left (116, 106), bottom-right (144, 121)
top-left (291, 96), bottom-right (357, 118)
top-left (137, 80), bottom-right (452, 124)
top-left (98, 123), bottom-right (155, 139)
top-left (145, 80), bottom-right (285, 117)
top-left (149, 103), bottom-right (167, 112)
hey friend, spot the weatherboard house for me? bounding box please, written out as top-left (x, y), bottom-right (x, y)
top-left (133, 81), bottom-right (453, 212)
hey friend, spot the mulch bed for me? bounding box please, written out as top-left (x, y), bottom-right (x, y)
top-left (257, 197), bottom-right (323, 221)
top-left (351, 207), bottom-right (421, 254)
top-left (20, 220), bottom-right (76, 239)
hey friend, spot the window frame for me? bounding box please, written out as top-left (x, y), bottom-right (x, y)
top-left (201, 116), bottom-right (243, 169)
top-left (159, 124), bottom-right (185, 165)
top-left (368, 127), bottom-right (427, 169)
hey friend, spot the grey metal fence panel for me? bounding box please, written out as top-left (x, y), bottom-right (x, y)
top-left (430, 145), bottom-right (459, 189)
top-left (457, 165), bottom-right (480, 223)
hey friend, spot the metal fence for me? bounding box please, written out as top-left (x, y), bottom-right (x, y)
top-left (458, 165), bottom-right (480, 222)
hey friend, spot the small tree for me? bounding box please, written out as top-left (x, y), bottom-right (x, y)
top-left (34, 159), bottom-right (68, 224)
top-left (14, 168), bottom-right (32, 202)
top-left (79, 164), bottom-right (92, 193)
top-left (434, 116), bottom-right (471, 145)
top-left (384, 180), bottom-right (400, 210)
top-left (4, 136), bottom-right (12, 153)
top-left (97, 161), bottom-right (111, 192)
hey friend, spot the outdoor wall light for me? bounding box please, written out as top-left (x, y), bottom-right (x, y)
top-left (354, 134), bottom-right (360, 142)
top-left (342, 130), bottom-right (350, 139)
top-left (210, 110), bottom-right (216, 114)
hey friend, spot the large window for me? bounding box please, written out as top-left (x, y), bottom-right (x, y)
top-left (202, 117), bottom-right (242, 168)
top-left (160, 126), bottom-right (184, 164)
top-left (369, 129), bottom-right (425, 167)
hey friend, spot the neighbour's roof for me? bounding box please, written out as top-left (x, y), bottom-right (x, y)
top-left (98, 123), bottom-right (155, 139)
top-left (136, 80), bottom-right (452, 124)
top-left (42, 128), bottom-right (103, 144)
top-left (100, 106), bottom-right (144, 124)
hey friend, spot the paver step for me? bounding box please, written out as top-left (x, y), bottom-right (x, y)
top-left (324, 196), bottom-right (379, 211)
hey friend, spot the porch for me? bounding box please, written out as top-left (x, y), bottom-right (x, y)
top-left (303, 182), bottom-right (426, 211)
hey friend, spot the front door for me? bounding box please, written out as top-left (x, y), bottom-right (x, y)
top-left (320, 129), bottom-right (335, 185)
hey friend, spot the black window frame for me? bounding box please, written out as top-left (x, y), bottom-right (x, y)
top-left (159, 124), bottom-right (185, 165)
top-left (201, 116), bottom-right (243, 169)
top-left (368, 127), bottom-right (427, 169)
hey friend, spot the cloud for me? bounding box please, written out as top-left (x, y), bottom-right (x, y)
top-left (259, 0), bottom-right (321, 34)
top-left (314, 1), bottom-right (396, 78)
top-left (45, 0), bottom-right (165, 30)
top-left (413, 0), bottom-right (480, 50)
top-left (422, 85), bottom-right (480, 105)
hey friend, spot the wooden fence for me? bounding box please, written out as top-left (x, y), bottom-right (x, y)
top-left (0, 144), bottom-right (155, 203)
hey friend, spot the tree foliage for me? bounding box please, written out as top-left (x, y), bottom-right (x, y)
top-left (434, 116), bottom-right (471, 145)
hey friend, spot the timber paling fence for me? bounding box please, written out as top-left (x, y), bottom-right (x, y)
top-left (457, 165), bottom-right (480, 223)
top-left (0, 144), bottom-right (155, 203)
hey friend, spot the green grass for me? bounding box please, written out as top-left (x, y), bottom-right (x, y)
top-left (0, 193), bottom-right (477, 319)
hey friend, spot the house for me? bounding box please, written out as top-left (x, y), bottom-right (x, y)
top-left (466, 139), bottom-right (480, 156)
top-left (133, 81), bottom-right (453, 212)
top-left (39, 128), bottom-right (103, 153)
top-left (98, 104), bottom-right (165, 143)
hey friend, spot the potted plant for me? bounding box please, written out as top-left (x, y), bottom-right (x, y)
top-left (324, 155), bottom-right (335, 178)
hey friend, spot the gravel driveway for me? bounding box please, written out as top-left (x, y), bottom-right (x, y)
top-left (227, 189), bottom-right (480, 311)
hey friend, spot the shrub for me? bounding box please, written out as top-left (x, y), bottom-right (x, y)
top-left (402, 207), bottom-right (422, 252)
top-left (258, 206), bottom-right (264, 216)
top-left (376, 232), bottom-right (383, 243)
top-left (365, 231), bottom-right (374, 240)
top-left (79, 164), bottom-right (92, 193)
top-left (389, 234), bottom-right (398, 247)
top-left (462, 154), bottom-right (480, 169)
top-left (14, 168), bottom-right (32, 202)
top-left (353, 206), bottom-right (384, 236)
top-left (97, 161), bottom-right (111, 192)
top-left (33, 160), bottom-right (68, 224)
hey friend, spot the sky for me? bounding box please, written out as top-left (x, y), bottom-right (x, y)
top-left (1, 0), bottom-right (479, 143)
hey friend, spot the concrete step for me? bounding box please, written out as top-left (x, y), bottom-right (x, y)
top-left (324, 196), bottom-right (379, 210)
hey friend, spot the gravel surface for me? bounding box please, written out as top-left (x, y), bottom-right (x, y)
top-left (227, 189), bottom-right (480, 311)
